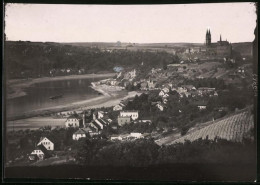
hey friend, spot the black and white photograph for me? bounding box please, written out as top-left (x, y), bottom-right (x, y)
top-left (3, 1), bottom-right (258, 182)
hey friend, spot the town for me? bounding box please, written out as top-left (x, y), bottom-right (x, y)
top-left (5, 29), bottom-right (255, 168)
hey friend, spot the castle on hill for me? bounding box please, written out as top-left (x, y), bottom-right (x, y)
top-left (204, 29), bottom-right (232, 58)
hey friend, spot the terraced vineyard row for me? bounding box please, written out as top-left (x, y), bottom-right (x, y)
top-left (170, 110), bottom-right (254, 144)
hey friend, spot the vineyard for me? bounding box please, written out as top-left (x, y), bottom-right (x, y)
top-left (168, 109), bottom-right (254, 145)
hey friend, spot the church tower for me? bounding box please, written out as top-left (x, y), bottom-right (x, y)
top-left (206, 29), bottom-right (211, 46)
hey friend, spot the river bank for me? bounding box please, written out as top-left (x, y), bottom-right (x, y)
top-left (6, 89), bottom-right (141, 129)
top-left (6, 73), bottom-right (116, 99)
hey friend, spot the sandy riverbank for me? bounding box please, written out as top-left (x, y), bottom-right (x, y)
top-left (6, 90), bottom-right (141, 130)
top-left (7, 90), bottom-right (140, 121)
top-left (6, 73), bottom-right (116, 99)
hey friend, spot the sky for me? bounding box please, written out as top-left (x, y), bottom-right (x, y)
top-left (4, 3), bottom-right (257, 43)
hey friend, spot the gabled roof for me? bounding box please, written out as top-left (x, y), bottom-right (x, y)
top-left (34, 144), bottom-right (50, 156)
top-left (98, 118), bottom-right (108, 125)
top-left (38, 137), bottom-right (53, 145)
top-left (73, 128), bottom-right (87, 135)
top-left (91, 121), bottom-right (102, 130)
top-left (67, 114), bottom-right (82, 120)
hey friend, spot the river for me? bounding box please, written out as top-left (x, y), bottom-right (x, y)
top-left (6, 77), bottom-right (107, 119)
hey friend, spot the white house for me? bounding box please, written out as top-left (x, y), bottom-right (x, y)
top-left (163, 98), bottom-right (168, 104)
top-left (65, 114), bottom-right (82, 128)
top-left (156, 103), bottom-right (165, 111)
top-left (159, 90), bottom-right (165, 97)
top-left (29, 144), bottom-right (50, 161)
top-left (127, 133), bottom-right (144, 140)
top-left (120, 111), bottom-right (139, 120)
top-left (113, 103), bottom-right (125, 111)
top-left (162, 87), bottom-right (170, 93)
top-left (72, 129), bottom-right (87, 140)
top-left (110, 135), bottom-right (123, 141)
top-left (37, 137), bottom-right (54, 151)
top-left (162, 93), bottom-right (169, 98)
top-left (97, 111), bottom-right (105, 119)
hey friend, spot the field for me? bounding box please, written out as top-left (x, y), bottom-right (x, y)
top-left (170, 109), bottom-right (254, 144)
top-left (155, 107), bottom-right (254, 146)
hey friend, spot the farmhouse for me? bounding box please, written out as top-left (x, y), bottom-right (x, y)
top-left (37, 137), bottom-right (54, 150)
top-left (29, 144), bottom-right (51, 161)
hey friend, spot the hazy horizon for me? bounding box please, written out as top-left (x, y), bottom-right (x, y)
top-left (5, 3), bottom-right (256, 43)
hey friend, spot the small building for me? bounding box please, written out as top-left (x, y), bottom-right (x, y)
top-left (127, 133), bottom-right (144, 140)
top-left (72, 128), bottom-right (87, 140)
top-left (37, 137), bottom-right (54, 151)
top-left (113, 103), bottom-right (125, 111)
top-left (193, 101), bottom-right (208, 110)
top-left (156, 102), bottom-right (165, 111)
top-left (118, 116), bottom-right (131, 126)
top-left (120, 111), bottom-right (139, 120)
top-left (140, 82), bottom-right (148, 90)
top-left (97, 111), bottom-right (105, 119)
top-left (159, 90), bottom-right (165, 97)
top-left (162, 93), bottom-right (169, 98)
top-left (29, 144), bottom-right (51, 161)
top-left (110, 135), bottom-right (123, 141)
top-left (65, 114), bottom-right (82, 128)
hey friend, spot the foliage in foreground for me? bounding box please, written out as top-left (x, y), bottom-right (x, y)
top-left (75, 137), bottom-right (256, 167)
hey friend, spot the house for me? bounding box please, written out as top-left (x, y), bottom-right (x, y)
top-left (97, 111), bottom-right (105, 119)
top-left (118, 116), bottom-right (131, 126)
top-left (37, 137), bottom-right (54, 151)
top-left (110, 135), bottom-right (123, 141)
top-left (84, 126), bottom-right (99, 137)
top-left (140, 82), bottom-right (148, 90)
top-left (163, 98), bottom-right (168, 104)
top-left (147, 78), bottom-right (156, 89)
top-left (162, 87), bottom-right (170, 94)
top-left (162, 93), bottom-right (169, 98)
top-left (198, 87), bottom-right (216, 94)
top-left (193, 101), bottom-right (208, 110)
top-left (110, 80), bottom-right (118, 86)
top-left (120, 111), bottom-right (139, 120)
top-left (159, 90), bottom-right (165, 97)
top-left (156, 102), bottom-right (165, 111)
top-left (29, 144), bottom-right (51, 161)
top-left (72, 128), bottom-right (88, 140)
top-left (91, 119), bottom-right (104, 130)
top-left (127, 133), bottom-right (144, 140)
top-left (65, 114), bottom-right (82, 128)
top-left (113, 103), bottom-right (125, 111)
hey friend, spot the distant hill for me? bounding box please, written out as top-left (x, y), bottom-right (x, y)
top-left (169, 107), bottom-right (254, 145)
top-left (4, 41), bottom-right (176, 79)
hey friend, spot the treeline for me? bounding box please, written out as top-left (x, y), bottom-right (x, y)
top-left (5, 41), bottom-right (177, 79)
top-left (74, 137), bottom-right (256, 167)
